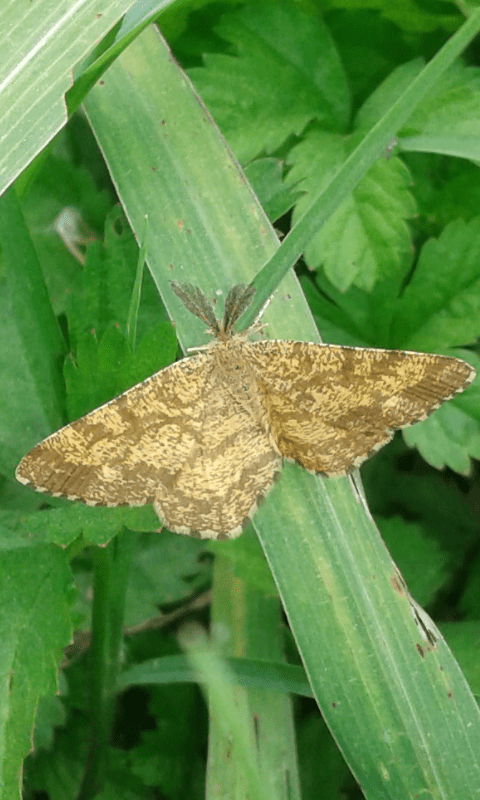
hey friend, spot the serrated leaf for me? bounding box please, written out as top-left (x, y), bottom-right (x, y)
top-left (362, 459), bottom-right (479, 566)
top-left (67, 239), bottom-right (122, 347)
top-left (188, 2), bottom-right (349, 164)
top-left (24, 714), bottom-right (89, 798)
top-left (65, 316), bottom-right (177, 422)
top-left (32, 691), bottom-right (67, 752)
top-left (400, 350), bottom-right (480, 474)
top-left (300, 279), bottom-right (368, 346)
top-left (286, 129), bottom-right (416, 290)
top-left (125, 532), bottom-right (210, 626)
top-left (392, 216), bottom-right (480, 350)
top-left (19, 505), bottom-right (158, 547)
top-left (127, 321), bottom-right (177, 386)
top-left (66, 208), bottom-right (161, 346)
top-left (65, 325), bottom-right (129, 420)
top-left (403, 398), bottom-right (480, 472)
top-left (419, 162), bottom-right (480, 229)
top-left (0, 545), bottom-right (72, 799)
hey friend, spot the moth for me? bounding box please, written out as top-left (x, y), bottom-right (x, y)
top-left (16, 283), bottom-right (475, 539)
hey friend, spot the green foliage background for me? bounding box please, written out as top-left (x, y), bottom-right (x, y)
top-left (1, 1), bottom-right (480, 799)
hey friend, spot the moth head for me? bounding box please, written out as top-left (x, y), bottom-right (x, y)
top-left (170, 282), bottom-right (256, 340)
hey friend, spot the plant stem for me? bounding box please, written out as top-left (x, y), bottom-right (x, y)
top-left (76, 529), bottom-right (134, 800)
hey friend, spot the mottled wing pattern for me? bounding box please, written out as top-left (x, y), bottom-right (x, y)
top-left (152, 381), bottom-right (281, 538)
top-left (245, 341), bottom-right (475, 474)
top-left (16, 352), bottom-right (281, 539)
top-left (16, 355), bottom-right (213, 506)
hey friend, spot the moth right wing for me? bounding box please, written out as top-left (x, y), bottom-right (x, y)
top-left (245, 340), bottom-right (474, 474)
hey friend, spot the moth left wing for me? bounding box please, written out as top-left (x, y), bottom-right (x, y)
top-left (15, 354), bottom-right (213, 507)
top-left (16, 350), bottom-right (282, 539)
top-left (244, 341), bottom-right (474, 474)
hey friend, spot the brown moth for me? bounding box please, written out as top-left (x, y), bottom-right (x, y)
top-left (16, 283), bottom-right (475, 539)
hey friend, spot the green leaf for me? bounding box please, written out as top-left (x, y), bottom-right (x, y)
top-left (66, 0), bottom-right (175, 114)
top-left (326, 0), bottom-right (461, 34)
top-left (179, 625), bottom-right (278, 800)
top-left (440, 621), bottom-right (480, 697)
top-left (257, 466), bottom-right (480, 798)
top-left (239, 9), bottom-right (480, 326)
top-left (0, 546), bottom-right (72, 799)
top-left (64, 319), bottom-right (177, 421)
top-left (208, 528), bottom-right (277, 596)
top-left (243, 158), bottom-right (301, 222)
top-left (188, 1), bottom-right (349, 163)
top-left (362, 458), bottom-right (479, 566)
top-left (18, 505), bottom-right (158, 548)
top-left (125, 532), bottom-right (210, 627)
top-left (119, 654), bottom-right (312, 698)
top-left (403, 385), bottom-right (480, 472)
top-left (377, 516), bottom-right (447, 607)
top-left (24, 714), bottom-right (89, 798)
top-left (414, 159), bottom-right (480, 230)
top-left (400, 348), bottom-right (480, 473)
top-left (66, 207), bottom-right (166, 348)
top-left (355, 58), bottom-right (425, 134)
top-left (83, 35), bottom-right (312, 355)
top-left (392, 216), bottom-right (480, 351)
top-left (128, 321), bottom-right (178, 385)
top-left (357, 59), bottom-right (480, 163)
top-left (0, 0), bottom-right (134, 195)
top-left (286, 131), bottom-right (416, 291)
top-left (0, 187), bottom-right (65, 473)
top-left (65, 324), bottom-right (130, 420)
top-left (401, 62), bottom-right (480, 160)
top-left (32, 691), bottom-right (67, 753)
